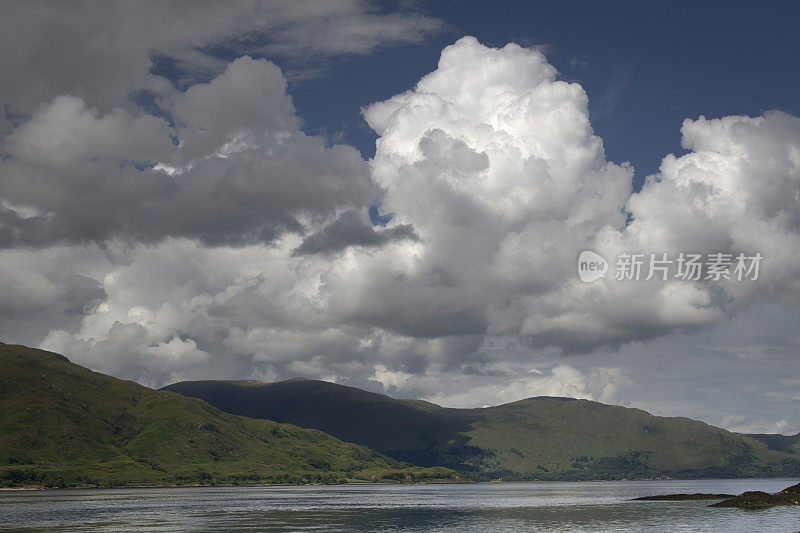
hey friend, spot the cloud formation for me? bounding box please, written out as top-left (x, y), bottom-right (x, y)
top-left (1, 28), bottom-right (799, 432)
top-left (0, 57), bottom-right (371, 246)
top-left (293, 210), bottom-right (418, 256)
top-left (0, 0), bottom-right (441, 128)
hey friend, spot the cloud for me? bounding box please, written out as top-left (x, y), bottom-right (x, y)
top-left (620, 111), bottom-right (800, 311)
top-left (0, 246), bottom-right (106, 344)
top-left (0, 0), bottom-right (441, 133)
top-left (5, 95), bottom-right (173, 166)
top-left (293, 210), bottom-right (418, 255)
top-left (343, 36), bottom-right (634, 344)
top-left (360, 361), bottom-right (632, 409)
top-left (237, 0), bottom-right (442, 61)
top-left (24, 38), bottom-right (800, 364)
top-left (347, 37), bottom-right (800, 353)
top-left (722, 415), bottom-right (799, 436)
top-left (145, 337), bottom-right (210, 365)
top-left (2, 34), bottom-right (799, 434)
top-left (0, 57), bottom-right (371, 247)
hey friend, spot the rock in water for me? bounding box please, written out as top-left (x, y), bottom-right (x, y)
top-left (710, 483), bottom-right (800, 509)
top-left (633, 493), bottom-right (735, 501)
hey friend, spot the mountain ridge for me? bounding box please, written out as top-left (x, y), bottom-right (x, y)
top-left (164, 377), bottom-right (800, 480)
top-left (0, 344), bottom-right (459, 488)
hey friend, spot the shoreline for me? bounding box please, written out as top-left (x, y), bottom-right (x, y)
top-left (0, 479), bottom-right (475, 492)
top-left (4, 476), bottom-right (799, 493)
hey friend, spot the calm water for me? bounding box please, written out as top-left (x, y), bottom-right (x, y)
top-left (1, 479), bottom-right (799, 532)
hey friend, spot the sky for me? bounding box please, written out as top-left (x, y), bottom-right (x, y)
top-left (1, 0), bottom-right (799, 435)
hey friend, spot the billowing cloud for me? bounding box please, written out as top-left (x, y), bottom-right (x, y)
top-left (341, 36), bottom-right (634, 345)
top-left (344, 37), bottom-right (800, 353)
top-left (0, 0), bottom-right (441, 133)
top-left (1, 32), bottom-right (799, 432)
top-left (0, 57), bottom-right (372, 246)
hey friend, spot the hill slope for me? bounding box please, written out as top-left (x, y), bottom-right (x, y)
top-left (164, 378), bottom-right (800, 480)
top-left (0, 344), bottom-right (458, 488)
top-left (745, 432), bottom-right (800, 454)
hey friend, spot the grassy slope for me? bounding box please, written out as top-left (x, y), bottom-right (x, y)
top-left (0, 344), bottom-right (459, 488)
top-left (461, 397), bottom-right (797, 479)
top-left (164, 378), bottom-right (800, 480)
top-left (744, 432), bottom-right (800, 454)
top-left (162, 378), bottom-right (478, 463)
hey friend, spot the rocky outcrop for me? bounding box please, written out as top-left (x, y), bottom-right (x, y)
top-left (709, 483), bottom-right (800, 509)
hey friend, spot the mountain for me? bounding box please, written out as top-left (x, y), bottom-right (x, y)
top-left (0, 344), bottom-right (459, 488)
top-left (744, 432), bottom-right (800, 454)
top-left (164, 378), bottom-right (800, 480)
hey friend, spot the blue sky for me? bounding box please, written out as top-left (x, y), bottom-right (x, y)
top-left (285, 0), bottom-right (800, 189)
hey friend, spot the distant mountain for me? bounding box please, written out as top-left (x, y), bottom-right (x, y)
top-left (744, 432), bottom-right (800, 454)
top-left (164, 378), bottom-right (800, 480)
top-left (0, 344), bottom-right (458, 488)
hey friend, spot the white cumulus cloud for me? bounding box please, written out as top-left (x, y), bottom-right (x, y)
top-left (1, 35), bottom-right (799, 434)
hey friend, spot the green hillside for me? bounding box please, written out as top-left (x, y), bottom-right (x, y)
top-left (745, 432), bottom-right (800, 454)
top-left (164, 378), bottom-right (800, 481)
top-left (0, 344), bottom-right (459, 488)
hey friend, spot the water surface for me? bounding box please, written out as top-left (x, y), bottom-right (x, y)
top-left (2, 478), bottom-right (799, 532)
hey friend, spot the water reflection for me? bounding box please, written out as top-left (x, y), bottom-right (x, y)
top-left (1, 479), bottom-right (799, 532)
